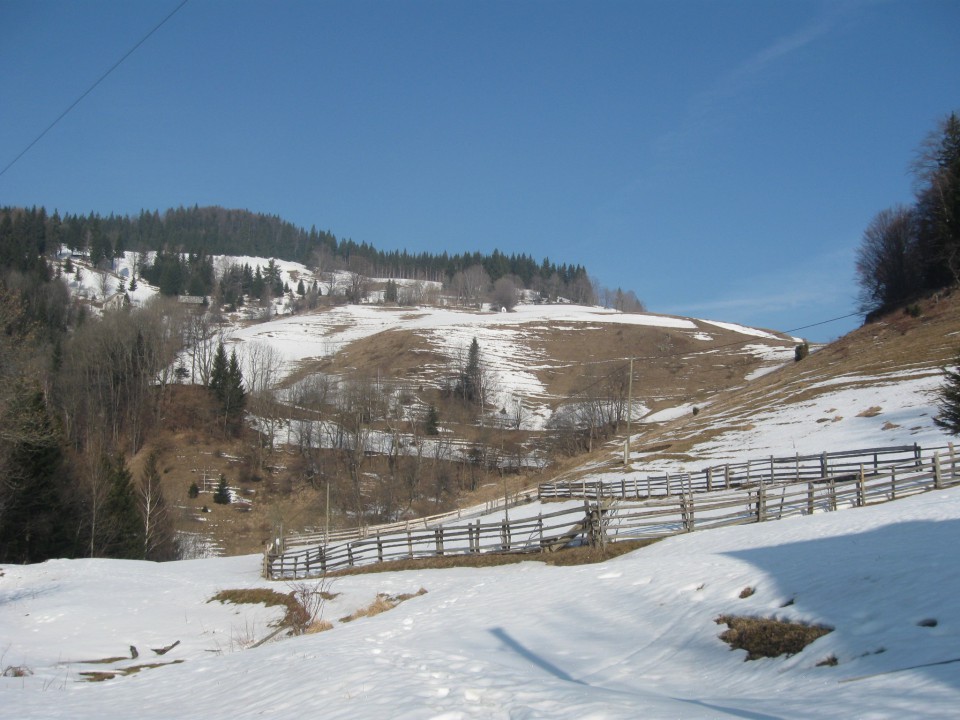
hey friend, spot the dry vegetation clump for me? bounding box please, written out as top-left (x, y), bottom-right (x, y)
top-left (716, 615), bottom-right (833, 661)
top-left (2, 665), bottom-right (33, 678)
top-left (209, 584), bottom-right (338, 635)
top-left (339, 588), bottom-right (428, 623)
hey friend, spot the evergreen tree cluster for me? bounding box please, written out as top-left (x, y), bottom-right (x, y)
top-left (0, 204), bottom-right (592, 300)
top-left (856, 112), bottom-right (960, 316)
top-left (209, 342), bottom-right (246, 432)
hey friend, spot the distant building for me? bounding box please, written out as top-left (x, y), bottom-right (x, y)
top-left (178, 295), bottom-right (207, 305)
top-left (103, 292), bottom-right (129, 312)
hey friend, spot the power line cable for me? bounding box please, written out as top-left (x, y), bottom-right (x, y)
top-left (0, 0), bottom-right (190, 180)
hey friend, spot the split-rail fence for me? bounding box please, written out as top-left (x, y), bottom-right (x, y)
top-left (263, 443), bottom-right (958, 579)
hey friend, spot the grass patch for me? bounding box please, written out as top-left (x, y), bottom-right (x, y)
top-left (339, 588), bottom-right (428, 623)
top-left (716, 615), bottom-right (833, 661)
top-left (739, 586), bottom-right (755, 599)
top-left (857, 406), bottom-right (883, 418)
top-left (210, 585), bottom-right (337, 634)
top-left (79, 660), bottom-right (184, 682)
top-left (328, 539), bottom-right (656, 577)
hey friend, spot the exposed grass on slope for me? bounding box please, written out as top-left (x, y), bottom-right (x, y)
top-left (715, 615), bottom-right (833, 661)
top-left (327, 539), bottom-right (657, 577)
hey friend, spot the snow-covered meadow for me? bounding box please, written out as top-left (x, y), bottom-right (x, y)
top-left (3, 484), bottom-right (959, 718)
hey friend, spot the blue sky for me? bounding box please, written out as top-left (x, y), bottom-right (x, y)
top-left (1, 0), bottom-right (957, 341)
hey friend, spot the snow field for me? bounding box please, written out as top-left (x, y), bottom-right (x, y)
top-left (3, 487), bottom-right (960, 718)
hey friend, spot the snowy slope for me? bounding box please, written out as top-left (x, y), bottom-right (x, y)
top-left (3, 488), bottom-right (959, 718)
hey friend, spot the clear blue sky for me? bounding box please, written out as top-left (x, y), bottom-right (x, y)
top-left (1, 1), bottom-right (958, 341)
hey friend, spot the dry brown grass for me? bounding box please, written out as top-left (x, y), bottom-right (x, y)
top-left (209, 586), bottom-right (336, 634)
top-left (628, 290), bottom-right (960, 464)
top-left (328, 539), bottom-right (656, 577)
top-left (339, 588), bottom-right (428, 623)
top-left (78, 660), bottom-right (184, 682)
top-left (716, 615), bottom-right (833, 661)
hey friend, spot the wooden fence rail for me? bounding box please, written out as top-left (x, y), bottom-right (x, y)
top-left (538, 444), bottom-right (933, 500)
top-left (264, 444), bottom-right (958, 579)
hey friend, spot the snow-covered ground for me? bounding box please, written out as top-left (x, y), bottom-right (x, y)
top-left (3, 486), bottom-right (959, 718)
top-left (9, 253), bottom-right (957, 717)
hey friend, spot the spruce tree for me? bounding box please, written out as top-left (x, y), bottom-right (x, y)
top-left (457, 337), bottom-right (484, 406)
top-left (99, 454), bottom-right (146, 559)
top-left (935, 351), bottom-right (960, 435)
top-left (0, 385), bottom-right (78, 563)
top-left (424, 404), bottom-right (440, 436)
top-left (213, 475), bottom-right (231, 504)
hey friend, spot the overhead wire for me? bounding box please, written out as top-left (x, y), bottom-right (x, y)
top-left (0, 0), bottom-right (190, 180)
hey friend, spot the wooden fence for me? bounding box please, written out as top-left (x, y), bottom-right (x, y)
top-left (265, 502), bottom-right (593, 579)
top-left (538, 444), bottom-right (927, 500)
top-left (278, 486), bottom-right (542, 551)
top-left (264, 443), bottom-right (958, 579)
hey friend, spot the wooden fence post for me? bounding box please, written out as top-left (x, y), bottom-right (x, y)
top-left (666, 473), bottom-right (672, 497)
top-left (934, 452), bottom-right (943, 490)
top-left (820, 452), bottom-right (828, 478)
top-left (706, 467), bottom-right (713, 492)
top-left (435, 527), bottom-right (445, 556)
top-left (829, 477), bottom-right (837, 511)
top-left (857, 465), bottom-right (866, 507)
top-left (376, 534), bottom-right (383, 563)
top-left (538, 514), bottom-right (544, 550)
top-left (757, 482), bottom-right (766, 522)
top-left (500, 522), bottom-right (510, 551)
top-left (890, 467), bottom-right (897, 500)
top-left (807, 481), bottom-right (814, 515)
top-left (724, 464), bottom-right (730, 489)
top-left (407, 530), bottom-right (414, 559)
top-left (348, 544), bottom-right (355, 567)
top-left (950, 443), bottom-right (957, 482)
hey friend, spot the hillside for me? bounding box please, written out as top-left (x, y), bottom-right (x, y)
top-left (51, 250), bottom-right (959, 562)
top-left (5, 265), bottom-right (960, 718)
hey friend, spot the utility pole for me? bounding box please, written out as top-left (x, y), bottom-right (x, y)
top-left (624, 357), bottom-right (634, 465)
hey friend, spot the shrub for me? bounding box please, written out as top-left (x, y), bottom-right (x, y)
top-left (794, 341), bottom-right (809, 362)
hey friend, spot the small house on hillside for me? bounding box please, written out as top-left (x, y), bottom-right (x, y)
top-left (103, 292), bottom-right (129, 312)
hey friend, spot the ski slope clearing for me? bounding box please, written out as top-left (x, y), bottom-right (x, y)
top-left (3, 488), bottom-right (959, 718)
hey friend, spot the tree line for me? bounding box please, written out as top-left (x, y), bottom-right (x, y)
top-left (0, 204), bottom-right (594, 301)
top-left (856, 112), bottom-right (960, 317)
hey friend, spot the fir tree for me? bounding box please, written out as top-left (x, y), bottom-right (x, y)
top-left (456, 337), bottom-right (484, 406)
top-left (209, 342), bottom-right (245, 433)
top-left (99, 454), bottom-right (146, 559)
top-left (935, 350), bottom-right (960, 435)
top-left (213, 475), bottom-right (231, 505)
top-left (0, 385), bottom-right (78, 563)
top-left (424, 404), bottom-right (440, 436)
